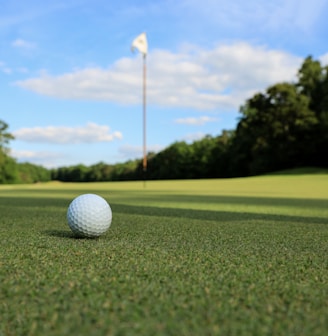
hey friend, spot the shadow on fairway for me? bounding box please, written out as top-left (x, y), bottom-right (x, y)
top-left (111, 203), bottom-right (328, 225)
top-left (111, 194), bottom-right (328, 210)
top-left (44, 229), bottom-right (92, 239)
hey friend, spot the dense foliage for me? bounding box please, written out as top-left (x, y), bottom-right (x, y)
top-left (1, 56), bottom-right (327, 183)
top-left (17, 162), bottom-right (51, 183)
top-left (0, 120), bottom-right (18, 183)
top-left (0, 120), bottom-right (51, 183)
top-left (231, 56), bottom-right (328, 176)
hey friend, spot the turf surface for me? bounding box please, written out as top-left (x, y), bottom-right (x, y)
top-left (0, 174), bottom-right (328, 335)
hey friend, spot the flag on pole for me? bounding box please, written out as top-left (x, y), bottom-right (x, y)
top-left (131, 32), bottom-right (148, 56)
top-left (131, 32), bottom-right (148, 186)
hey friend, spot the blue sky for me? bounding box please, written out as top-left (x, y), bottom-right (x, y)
top-left (1, 0), bottom-right (328, 168)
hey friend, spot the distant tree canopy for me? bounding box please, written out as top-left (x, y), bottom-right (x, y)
top-left (17, 162), bottom-right (51, 183)
top-left (0, 120), bottom-right (18, 183)
top-left (0, 120), bottom-right (51, 184)
top-left (1, 56), bottom-right (328, 184)
top-left (0, 120), bottom-right (14, 150)
top-left (232, 82), bottom-right (318, 175)
top-left (297, 56), bottom-right (328, 167)
top-left (231, 56), bottom-right (328, 176)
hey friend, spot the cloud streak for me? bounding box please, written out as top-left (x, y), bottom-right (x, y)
top-left (15, 42), bottom-right (302, 111)
top-left (10, 149), bottom-right (65, 168)
top-left (319, 53), bottom-right (328, 66)
top-left (174, 116), bottom-right (218, 126)
top-left (182, 132), bottom-right (206, 143)
top-left (13, 122), bottom-right (123, 144)
top-left (178, 0), bottom-right (327, 36)
top-left (118, 144), bottom-right (164, 160)
top-left (12, 38), bottom-right (35, 49)
top-left (0, 1), bottom-right (86, 29)
top-left (0, 60), bottom-right (13, 74)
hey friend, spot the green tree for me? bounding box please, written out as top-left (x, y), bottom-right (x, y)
top-left (87, 162), bottom-right (114, 181)
top-left (0, 120), bottom-right (14, 156)
top-left (0, 120), bottom-right (18, 183)
top-left (0, 154), bottom-right (18, 184)
top-left (297, 56), bottom-right (328, 166)
top-left (297, 56), bottom-right (323, 102)
top-left (208, 130), bottom-right (234, 177)
top-left (17, 163), bottom-right (51, 183)
top-left (69, 164), bottom-right (89, 182)
top-left (148, 141), bottom-right (194, 179)
top-left (189, 135), bottom-right (217, 178)
top-left (110, 160), bottom-right (139, 181)
top-left (234, 82), bottom-right (318, 175)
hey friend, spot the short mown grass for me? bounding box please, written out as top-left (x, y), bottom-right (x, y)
top-left (0, 174), bottom-right (328, 335)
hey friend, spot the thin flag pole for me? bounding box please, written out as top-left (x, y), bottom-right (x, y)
top-left (142, 53), bottom-right (147, 186)
top-left (131, 32), bottom-right (148, 187)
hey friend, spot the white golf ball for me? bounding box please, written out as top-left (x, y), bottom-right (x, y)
top-left (67, 194), bottom-right (112, 238)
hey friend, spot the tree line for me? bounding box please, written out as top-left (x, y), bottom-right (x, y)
top-left (1, 56), bottom-right (328, 183)
top-left (0, 121), bottom-right (51, 183)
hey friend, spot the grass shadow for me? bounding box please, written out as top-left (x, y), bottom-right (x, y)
top-left (111, 203), bottom-right (328, 225)
top-left (265, 167), bottom-right (328, 175)
top-left (112, 194), bottom-right (328, 210)
top-left (43, 229), bottom-right (97, 240)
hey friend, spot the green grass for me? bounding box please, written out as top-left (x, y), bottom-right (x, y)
top-left (0, 174), bottom-right (328, 335)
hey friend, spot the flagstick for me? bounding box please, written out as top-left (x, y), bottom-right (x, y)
top-left (142, 53), bottom-right (147, 188)
top-left (131, 32), bottom-right (148, 188)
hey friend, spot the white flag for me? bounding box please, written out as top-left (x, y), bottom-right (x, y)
top-left (131, 32), bottom-right (148, 56)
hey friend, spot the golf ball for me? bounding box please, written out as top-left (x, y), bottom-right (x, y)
top-left (67, 194), bottom-right (112, 238)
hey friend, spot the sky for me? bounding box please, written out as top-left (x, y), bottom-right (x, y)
top-left (1, 0), bottom-right (328, 168)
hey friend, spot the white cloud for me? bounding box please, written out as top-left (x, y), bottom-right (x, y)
top-left (0, 61), bottom-right (12, 74)
top-left (119, 144), bottom-right (164, 160)
top-left (13, 122), bottom-right (123, 144)
top-left (179, 0), bottom-right (327, 35)
top-left (0, 61), bottom-right (28, 74)
top-left (15, 42), bottom-right (302, 110)
top-left (1, 67), bottom-right (12, 74)
top-left (17, 67), bottom-right (29, 74)
top-left (0, 2), bottom-right (81, 29)
top-left (182, 132), bottom-right (206, 143)
top-left (319, 53), bottom-right (328, 66)
top-left (10, 149), bottom-right (64, 168)
top-left (174, 116), bottom-right (218, 126)
top-left (12, 38), bottom-right (35, 49)
top-left (267, 0), bottom-right (327, 33)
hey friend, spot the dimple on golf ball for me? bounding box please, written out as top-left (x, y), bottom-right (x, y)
top-left (67, 194), bottom-right (112, 238)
